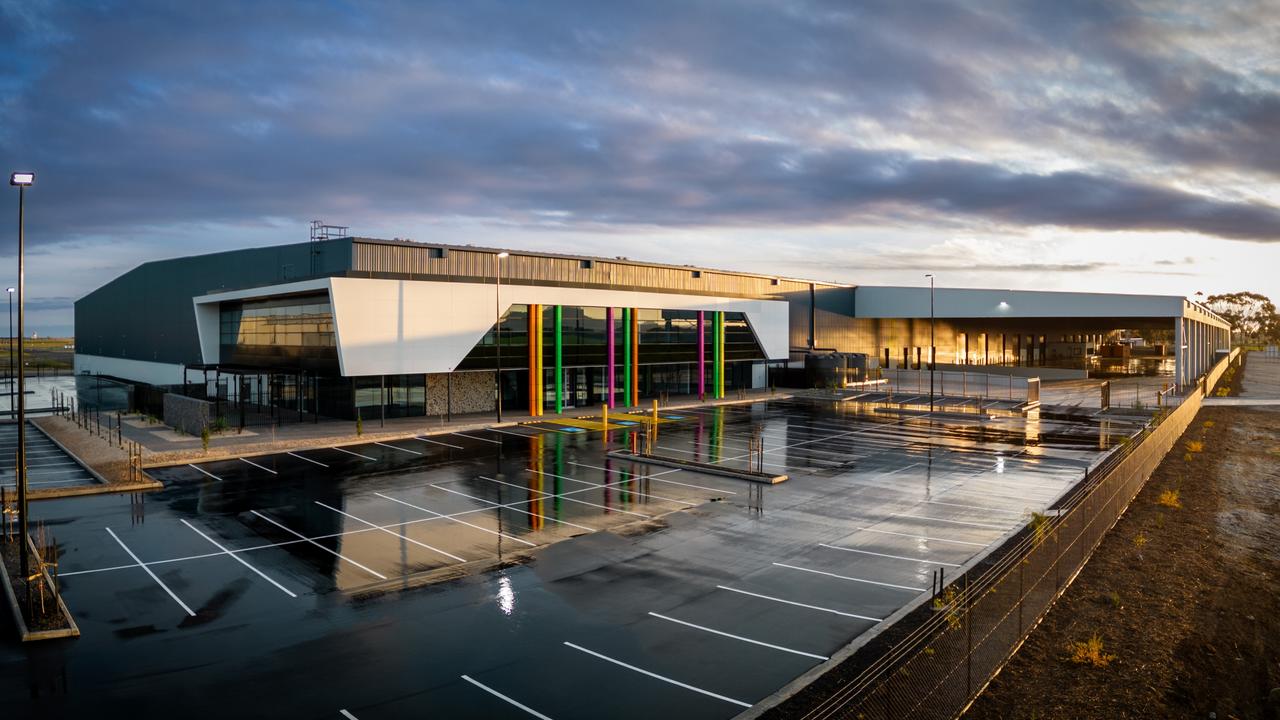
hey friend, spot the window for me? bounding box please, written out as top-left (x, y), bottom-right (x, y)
top-left (580, 259), bottom-right (594, 269)
top-left (429, 247), bottom-right (447, 259)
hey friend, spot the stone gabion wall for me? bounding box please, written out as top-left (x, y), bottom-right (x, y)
top-left (163, 393), bottom-right (212, 436)
top-left (426, 372), bottom-right (496, 416)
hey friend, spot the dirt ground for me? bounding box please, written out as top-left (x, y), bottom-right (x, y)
top-left (968, 360), bottom-right (1280, 719)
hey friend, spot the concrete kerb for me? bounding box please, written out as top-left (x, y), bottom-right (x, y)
top-left (2, 533), bottom-right (81, 641)
top-left (142, 392), bottom-right (795, 471)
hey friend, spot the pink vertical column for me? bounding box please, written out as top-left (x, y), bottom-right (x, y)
top-left (606, 307), bottom-right (615, 407)
top-left (697, 311), bottom-right (705, 400)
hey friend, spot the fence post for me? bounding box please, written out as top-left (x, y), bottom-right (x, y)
top-left (965, 571), bottom-right (973, 699)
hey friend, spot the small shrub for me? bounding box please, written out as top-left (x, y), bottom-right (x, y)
top-left (1183, 452), bottom-right (1194, 462)
top-left (1157, 489), bottom-right (1182, 509)
top-left (1202, 420), bottom-right (1215, 428)
top-left (1107, 591), bottom-right (1122, 609)
top-left (932, 587), bottom-right (962, 630)
top-left (1029, 511), bottom-right (1051, 544)
top-left (1155, 512), bottom-right (1165, 529)
top-left (1133, 532), bottom-right (1148, 551)
top-left (200, 426), bottom-right (210, 452)
top-left (1067, 634), bottom-right (1116, 667)
top-left (356, 410), bottom-right (363, 437)
top-left (1185, 440), bottom-right (1204, 453)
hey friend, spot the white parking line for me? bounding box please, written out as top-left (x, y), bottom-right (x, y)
top-left (416, 436), bottom-right (464, 450)
top-left (331, 446), bottom-right (377, 461)
top-left (480, 475), bottom-right (652, 519)
top-left (715, 585), bottom-right (881, 622)
top-left (845, 526), bottom-right (988, 547)
top-left (180, 519), bottom-right (297, 597)
top-left (375, 493), bottom-right (537, 548)
top-left (486, 427), bottom-right (536, 439)
top-left (461, 675), bottom-right (554, 720)
top-left (374, 441), bottom-right (422, 455)
top-left (817, 543), bottom-right (963, 567)
top-left (772, 562), bottom-right (925, 592)
top-left (240, 457), bottom-right (278, 475)
top-left (69, 470), bottom-right (678, 580)
top-left (453, 432), bottom-right (502, 444)
top-left (889, 512), bottom-right (1007, 530)
top-left (188, 464), bottom-right (223, 481)
top-left (430, 484), bottom-right (597, 532)
top-left (569, 461), bottom-right (734, 494)
top-left (250, 510), bottom-right (388, 580)
top-left (648, 612), bottom-right (828, 660)
top-left (287, 451), bottom-right (329, 468)
top-left (339, 710), bottom-right (359, 720)
top-left (314, 501), bottom-right (465, 563)
top-left (105, 527), bottom-right (196, 617)
top-left (563, 641), bottom-right (751, 708)
top-left (529, 468), bottom-right (697, 507)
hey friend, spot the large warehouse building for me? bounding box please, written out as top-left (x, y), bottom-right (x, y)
top-left (73, 236), bottom-right (1230, 420)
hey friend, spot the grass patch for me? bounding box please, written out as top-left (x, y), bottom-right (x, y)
top-left (1067, 634), bottom-right (1116, 668)
top-left (1156, 489), bottom-right (1182, 509)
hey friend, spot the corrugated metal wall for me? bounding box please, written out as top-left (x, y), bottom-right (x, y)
top-left (351, 240), bottom-right (827, 300)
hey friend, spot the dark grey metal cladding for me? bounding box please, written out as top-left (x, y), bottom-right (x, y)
top-left (74, 239), bottom-right (352, 365)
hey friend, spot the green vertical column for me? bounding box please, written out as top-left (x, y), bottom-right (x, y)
top-left (554, 305), bottom-right (563, 414)
top-left (622, 307), bottom-right (632, 407)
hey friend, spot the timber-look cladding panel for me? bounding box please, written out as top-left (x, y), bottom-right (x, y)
top-left (352, 240), bottom-right (822, 299)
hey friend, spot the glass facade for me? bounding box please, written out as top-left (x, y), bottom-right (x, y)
top-left (216, 299), bottom-right (769, 420)
top-left (219, 293), bottom-right (338, 371)
top-left (458, 306), bottom-right (765, 370)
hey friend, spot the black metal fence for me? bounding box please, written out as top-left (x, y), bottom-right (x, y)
top-left (793, 351), bottom-right (1236, 720)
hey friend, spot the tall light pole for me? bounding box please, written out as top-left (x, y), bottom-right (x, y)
top-left (925, 273), bottom-right (935, 414)
top-left (10, 171), bottom-right (33, 580)
top-left (6, 287), bottom-right (12, 416)
top-left (494, 251), bottom-right (509, 423)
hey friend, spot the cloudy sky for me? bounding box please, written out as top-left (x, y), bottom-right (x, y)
top-left (3, 0), bottom-right (1279, 336)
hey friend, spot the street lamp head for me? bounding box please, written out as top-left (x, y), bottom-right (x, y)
top-left (496, 251), bottom-right (510, 258)
top-left (5, 288), bottom-right (12, 294)
top-left (9, 172), bottom-right (34, 186)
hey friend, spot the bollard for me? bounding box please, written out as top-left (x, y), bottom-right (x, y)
top-left (651, 399), bottom-right (658, 440)
top-left (601, 404), bottom-right (608, 447)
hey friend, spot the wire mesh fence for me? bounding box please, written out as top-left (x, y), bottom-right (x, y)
top-left (796, 351), bottom-right (1237, 720)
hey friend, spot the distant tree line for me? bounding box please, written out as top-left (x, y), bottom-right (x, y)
top-left (1205, 291), bottom-right (1279, 344)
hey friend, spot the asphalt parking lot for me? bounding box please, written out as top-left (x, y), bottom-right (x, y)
top-left (0, 397), bottom-right (1144, 719)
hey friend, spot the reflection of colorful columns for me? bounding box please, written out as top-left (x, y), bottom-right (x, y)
top-left (529, 434), bottom-right (544, 529)
top-left (712, 311), bottom-right (725, 399)
top-left (553, 432), bottom-right (563, 519)
top-left (553, 305), bottom-right (563, 414)
top-left (630, 308), bottom-right (639, 406)
top-left (697, 311), bottom-right (706, 399)
top-left (606, 307), bottom-right (615, 408)
top-left (622, 308), bottom-right (632, 407)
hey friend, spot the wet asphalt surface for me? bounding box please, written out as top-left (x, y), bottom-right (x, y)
top-left (0, 398), bottom-right (1145, 719)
